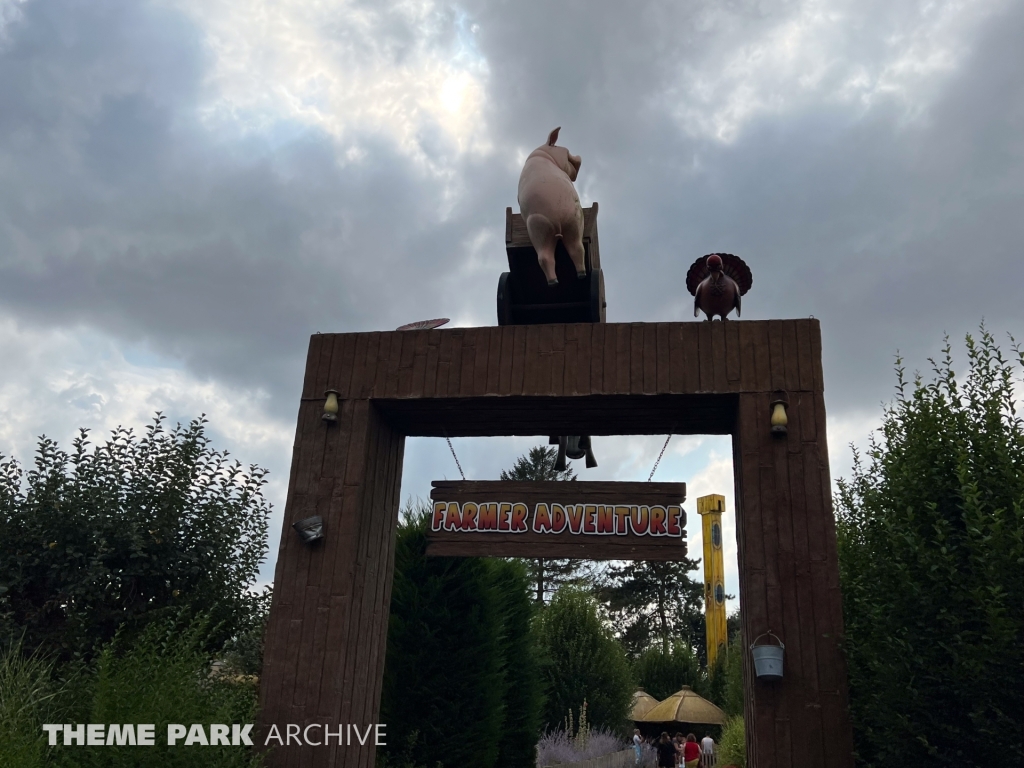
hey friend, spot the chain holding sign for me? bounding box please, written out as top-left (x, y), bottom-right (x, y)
top-left (427, 480), bottom-right (686, 560)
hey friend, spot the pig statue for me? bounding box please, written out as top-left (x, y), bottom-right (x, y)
top-left (517, 127), bottom-right (586, 286)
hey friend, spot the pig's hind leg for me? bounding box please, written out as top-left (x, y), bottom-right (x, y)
top-left (564, 234), bottom-right (587, 280)
top-left (526, 214), bottom-right (559, 286)
top-left (562, 206), bottom-right (587, 279)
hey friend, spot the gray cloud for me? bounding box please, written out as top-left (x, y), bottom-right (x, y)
top-left (0, 0), bottom-right (1022, 427)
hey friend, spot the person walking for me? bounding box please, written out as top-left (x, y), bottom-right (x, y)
top-left (656, 732), bottom-right (677, 768)
top-left (682, 734), bottom-right (701, 768)
top-left (700, 733), bottom-right (716, 766)
top-left (633, 729), bottom-right (643, 765)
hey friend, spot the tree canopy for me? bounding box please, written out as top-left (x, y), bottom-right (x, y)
top-left (0, 415), bottom-right (270, 661)
top-left (380, 508), bottom-right (543, 768)
top-left (535, 586), bottom-right (634, 734)
top-left (631, 640), bottom-right (703, 701)
top-left (836, 328), bottom-right (1023, 767)
top-left (598, 557), bottom-right (705, 659)
top-left (500, 445), bottom-right (598, 604)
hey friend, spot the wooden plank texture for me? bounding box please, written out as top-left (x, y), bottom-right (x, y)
top-left (261, 319), bottom-right (854, 768)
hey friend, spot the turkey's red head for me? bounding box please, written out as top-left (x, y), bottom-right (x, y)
top-left (707, 254), bottom-right (723, 272)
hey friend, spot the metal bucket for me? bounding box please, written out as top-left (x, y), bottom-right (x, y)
top-left (750, 631), bottom-right (784, 681)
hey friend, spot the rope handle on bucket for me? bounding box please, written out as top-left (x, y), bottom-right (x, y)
top-left (750, 630), bottom-right (785, 650)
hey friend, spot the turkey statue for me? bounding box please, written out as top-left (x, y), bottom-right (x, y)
top-left (686, 252), bottom-right (753, 321)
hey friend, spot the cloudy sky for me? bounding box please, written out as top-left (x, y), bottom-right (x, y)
top-left (1, 0), bottom-right (1022, 606)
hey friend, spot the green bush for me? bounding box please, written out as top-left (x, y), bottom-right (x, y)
top-left (536, 587), bottom-right (634, 734)
top-left (632, 641), bottom-right (702, 701)
top-left (0, 619), bottom-right (261, 768)
top-left (0, 640), bottom-right (78, 768)
top-left (721, 637), bottom-right (744, 718)
top-left (717, 716), bottom-right (745, 767)
top-left (837, 329), bottom-right (1024, 767)
top-left (0, 416), bottom-right (270, 663)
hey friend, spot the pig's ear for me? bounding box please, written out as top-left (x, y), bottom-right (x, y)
top-left (547, 127), bottom-right (561, 146)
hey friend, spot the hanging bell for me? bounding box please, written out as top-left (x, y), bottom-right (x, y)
top-left (549, 435), bottom-right (597, 471)
top-left (553, 436), bottom-right (568, 471)
top-left (565, 435), bottom-right (586, 460)
top-left (580, 435), bottom-right (598, 468)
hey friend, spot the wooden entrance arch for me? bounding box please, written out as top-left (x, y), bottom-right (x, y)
top-left (259, 319), bottom-right (854, 768)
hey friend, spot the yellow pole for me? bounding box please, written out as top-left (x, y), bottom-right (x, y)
top-left (697, 494), bottom-right (728, 669)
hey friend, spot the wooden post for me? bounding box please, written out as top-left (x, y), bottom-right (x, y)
top-left (259, 390), bottom-right (404, 768)
top-left (732, 390), bottom-right (853, 767)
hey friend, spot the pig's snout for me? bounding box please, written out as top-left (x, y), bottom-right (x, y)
top-left (567, 153), bottom-right (581, 181)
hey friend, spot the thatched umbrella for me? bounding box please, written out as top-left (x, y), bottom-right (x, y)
top-left (630, 689), bottom-right (661, 721)
top-left (638, 686), bottom-right (726, 726)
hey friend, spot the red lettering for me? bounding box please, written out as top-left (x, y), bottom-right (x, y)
top-left (566, 504), bottom-right (583, 534)
top-left (649, 505), bottom-right (667, 535)
top-left (614, 506), bottom-right (630, 535)
top-left (666, 505), bottom-right (682, 536)
top-left (550, 504), bottom-right (567, 533)
top-left (478, 503), bottom-right (497, 530)
top-left (597, 505), bottom-right (614, 534)
top-left (443, 502), bottom-right (461, 532)
top-left (431, 502), bottom-right (446, 532)
top-left (461, 502), bottom-right (478, 531)
top-left (583, 504), bottom-right (597, 533)
top-left (498, 503), bottom-right (511, 531)
top-left (510, 503), bottom-right (529, 532)
top-left (629, 505), bottom-right (649, 535)
top-left (533, 504), bottom-right (552, 533)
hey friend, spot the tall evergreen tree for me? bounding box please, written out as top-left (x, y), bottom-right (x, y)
top-left (597, 558), bottom-right (705, 659)
top-left (380, 511), bottom-right (505, 768)
top-left (489, 558), bottom-right (544, 768)
top-left (500, 446), bottom-right (596, 604)
top-left (535, 586), bottom-right (634, 733)
top-left (836, 328), bottom-right (1023, 767)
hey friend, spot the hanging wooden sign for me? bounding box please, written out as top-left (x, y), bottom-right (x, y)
top-left (426, 480), bottom-right (687, 560)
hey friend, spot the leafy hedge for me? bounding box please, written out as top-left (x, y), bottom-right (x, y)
top-left (836, 328), bottom-right (1024, 766)
top-left (0, 619), bottom-right (261, 768)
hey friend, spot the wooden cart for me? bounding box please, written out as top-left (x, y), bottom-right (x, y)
top-left (497, 203), bottom-right (606, 326)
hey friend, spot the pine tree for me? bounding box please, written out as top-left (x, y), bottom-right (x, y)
top-left (597, 557), bottom-right (705, 659)
top-left (500, 446), bottom-right (597, 603)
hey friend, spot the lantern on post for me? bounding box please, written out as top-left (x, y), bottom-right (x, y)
top-left (770, 393), bottom-right (788, 436)
top-left (322, 390), bottom-right (340, 424)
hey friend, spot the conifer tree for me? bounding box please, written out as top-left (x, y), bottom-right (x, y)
top-left (381, 508), bottom-right (545, 768)
top-left (380, 511), bottom-right (505, 768)
top-left (500, 446), bottom-right (597, 603)
top-left (490, 558), bottom-right (544, 768)
top-left (597, 557), bottom-right (705, 659)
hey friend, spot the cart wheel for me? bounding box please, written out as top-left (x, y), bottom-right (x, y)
top-left (589, 268), bottom-right (606, 323)
top-left (497, 272), bottom-right (513, 326)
